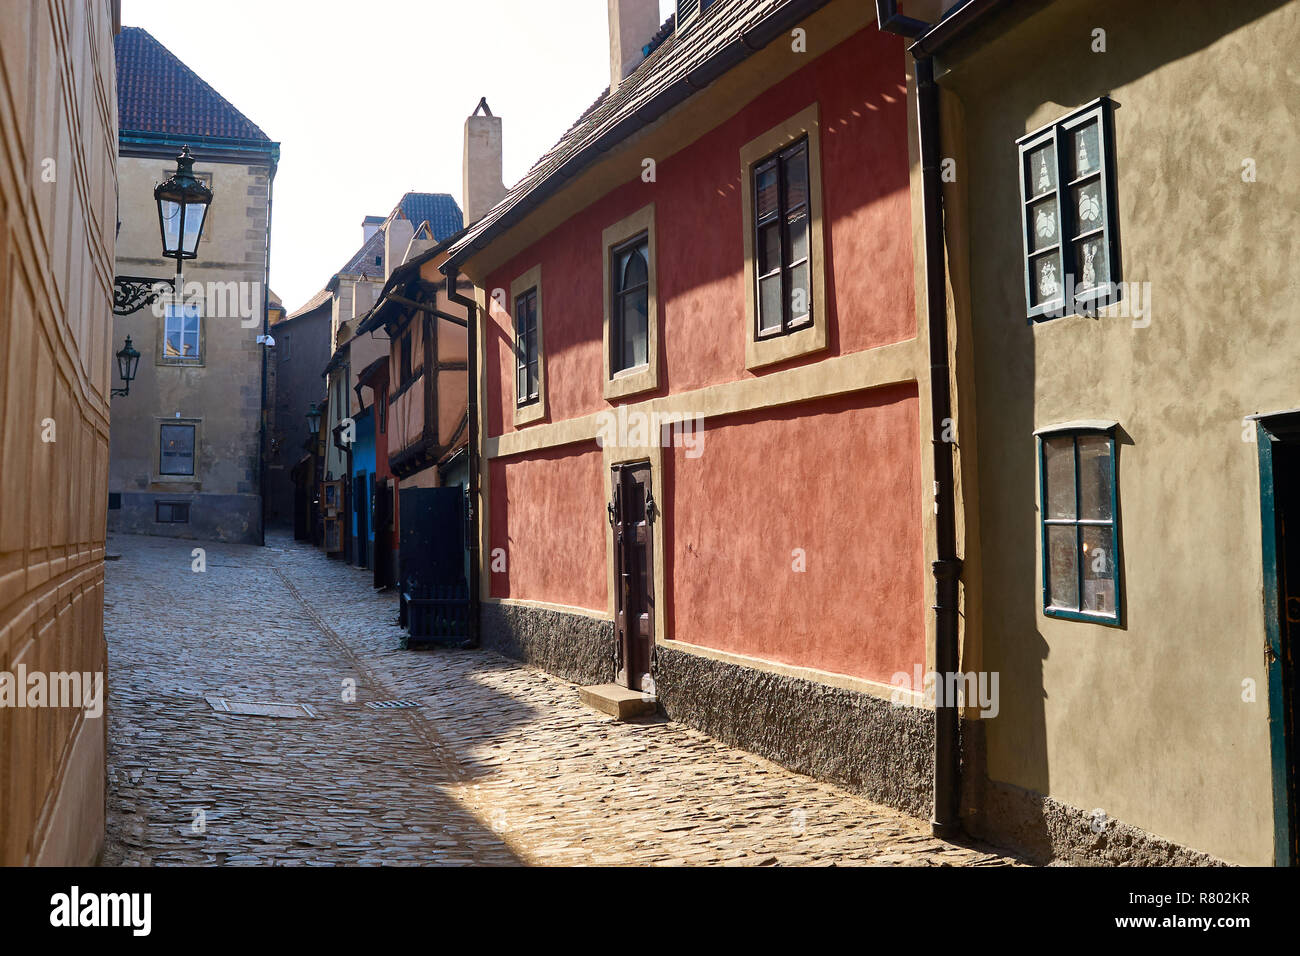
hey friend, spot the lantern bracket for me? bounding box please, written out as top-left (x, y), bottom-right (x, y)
top-left (113, 275), bottom-right (175, 316)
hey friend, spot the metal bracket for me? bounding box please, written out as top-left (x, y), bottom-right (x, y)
top-left (113, 275), bottom-right (174, 316)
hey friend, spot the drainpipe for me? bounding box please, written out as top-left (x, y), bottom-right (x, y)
top-left (877, 1), bottom-right (962, 838)
top-left (257, 158), bottom-right (277, 547)
top-left (445, 270), bottom-right (480, 648)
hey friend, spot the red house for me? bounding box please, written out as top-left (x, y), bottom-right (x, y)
top-left (443, 0), bottom-right (948, 814)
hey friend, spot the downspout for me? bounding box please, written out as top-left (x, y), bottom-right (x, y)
top-left (877, 1), bottom-right (962, 838)
top-left (257, 156), bottom-right (276, 547)
top-left (445, 271), bottom-right (480, 648)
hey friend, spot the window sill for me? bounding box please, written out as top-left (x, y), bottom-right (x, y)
top-left (604, 362), bottom-right (656, 401)
top-left (745, 319), bottom-right (828, 371)
top-left (513, 398), bottom-right (546, 427)
top-left (1043, 606), bottom-right (1123, 627)
top-left (158, 359), bottom-right (206, 368)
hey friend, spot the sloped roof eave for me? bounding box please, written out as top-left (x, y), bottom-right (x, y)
top-left (442, 0), bottom-right (836, 272)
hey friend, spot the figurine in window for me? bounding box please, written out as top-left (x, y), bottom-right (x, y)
top-left (1039, 260), bottom-right (1060, 298)
top-left (1081, 242), bottom-right (1097, 289)
top-left (1037, 154), bottom-right (1051, 193)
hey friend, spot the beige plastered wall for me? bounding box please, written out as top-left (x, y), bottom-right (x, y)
top-left (940, 0), bottom-right (1299, 864)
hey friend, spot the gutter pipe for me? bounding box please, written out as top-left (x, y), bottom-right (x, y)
top-left (444, 271), bottom-right (481, 648)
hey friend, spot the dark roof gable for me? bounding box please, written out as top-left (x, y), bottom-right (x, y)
top-left (397, 192), bottom-right (464, 242)
top-left (445, 0), bottom-right (832, 267)
top-left (116, 26), bottom-right (271, 141)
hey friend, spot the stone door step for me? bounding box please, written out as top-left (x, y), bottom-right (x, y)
top-left (578, 683), bottom-right (657, 720)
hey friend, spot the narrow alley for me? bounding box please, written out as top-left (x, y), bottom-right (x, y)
top-left (102, 534), bottom-right (1016, 867)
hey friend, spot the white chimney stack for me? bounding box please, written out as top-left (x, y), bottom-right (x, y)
top-left (362, 215), bottom-right (384, 244)
top-left (608, 0), bottom-right (660, 92)
top-left (463, 98), bottom-right (507, 225)
top-left (384, 217), bottom-right (414, 280)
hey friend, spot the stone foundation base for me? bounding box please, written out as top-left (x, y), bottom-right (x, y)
top-left (480, 602), bottom-right (615, 687)
top-left (958, 719), bottom-right (1224, 865)
top-left (107, 492), bottom-right (262, 545)
top-left (479, 602), bottom-right (933, 816)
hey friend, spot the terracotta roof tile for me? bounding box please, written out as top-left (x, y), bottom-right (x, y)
top-left (116, 26), bottom-right (271, 141)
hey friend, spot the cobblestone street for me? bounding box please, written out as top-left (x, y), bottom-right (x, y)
top-left (103, 532), bottom-right (1020, 867)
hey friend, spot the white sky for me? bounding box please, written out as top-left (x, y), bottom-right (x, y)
top-left (120, 0), bottom-right (677, 312)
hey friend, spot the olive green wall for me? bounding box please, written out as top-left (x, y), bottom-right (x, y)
top-left (940, 0), bottom-right (1298, 864)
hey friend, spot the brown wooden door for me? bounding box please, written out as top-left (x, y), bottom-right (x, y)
top-left (612, 462), bottom-right (654, 691)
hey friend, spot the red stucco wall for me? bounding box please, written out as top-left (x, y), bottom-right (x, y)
top-left (483, 24), bottom-right (913, 437)
top-left (488, 442), bottom-right (607, 611)
top-left (667, 386), bottom-right (924, 683)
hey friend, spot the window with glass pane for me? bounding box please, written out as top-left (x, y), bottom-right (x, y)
top-left (752, 137), bottom-right (811, 337)
top-left (159, 424), bottom-right (196, 476)
top-left (515, 287), bottom-right (539, 406)
top-left (1017, 99), bottom-right (1120, 320)
top-left (1039, 430), bottom-right (1120, 621)
top-left (163, 302), bottom-right (201, 361)
top-left (611, 233), bottom-right (649, 374)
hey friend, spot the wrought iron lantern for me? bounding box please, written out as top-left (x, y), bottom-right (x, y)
top-left (113, 145), bottom-right (215, 316)
top-left (154, 145), bottom-right (213, 261)
top-left (111, 336), bottom-right (141, 397)
top-left (306, 402), bottom-right (322, 438)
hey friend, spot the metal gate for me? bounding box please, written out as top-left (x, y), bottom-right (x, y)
top-left (398, 486), bottom-right (469, 645)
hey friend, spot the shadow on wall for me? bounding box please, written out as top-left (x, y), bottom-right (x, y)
top-left (950, 0), bottom-right (1291, 860)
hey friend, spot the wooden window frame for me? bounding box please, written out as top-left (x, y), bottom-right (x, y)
top-left (602, 203), bottom-right (659, 400)
top-left (510, 264), bottom-right (546, 427)
top-left (1037, 423), bottom-right (1123, 625)
top-left (740, 103), bottom-right (827, 370)
top-left (752, 138), bottom-right (812, 339)
top-left (514, 287), bottom-right (539, 407)
top-left (1017, 98), bottom-right (1122, 322)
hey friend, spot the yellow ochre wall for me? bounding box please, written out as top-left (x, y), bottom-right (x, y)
top-left (0, 0), bottom-right (119, 865)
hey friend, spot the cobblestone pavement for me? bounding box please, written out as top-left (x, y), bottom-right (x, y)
top-left (103, 532), bottom-right (1022, 867)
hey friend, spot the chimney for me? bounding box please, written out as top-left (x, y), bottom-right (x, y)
top-left (384, 217), bottom-right (414, 280)
top-left (463, 98), bottom-right (507, 225)
top-left (362, 215), bottom-right (384, 244)
top-left (608, 0), bottom-right (660, 92)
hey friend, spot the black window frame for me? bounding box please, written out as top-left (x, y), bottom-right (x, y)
top-left (158, 423), bottom-right (196, 477)
top-left (610, 231), bottom-right (650, 376)
top-left (751, 135), bottom-right (813, 339)
top-left (1037, 427), bottom-right (1122, 625)
top-left (515, 286), bottom-right (539, 407)
top-left (1017, 97), bottom-right (1122, 322)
